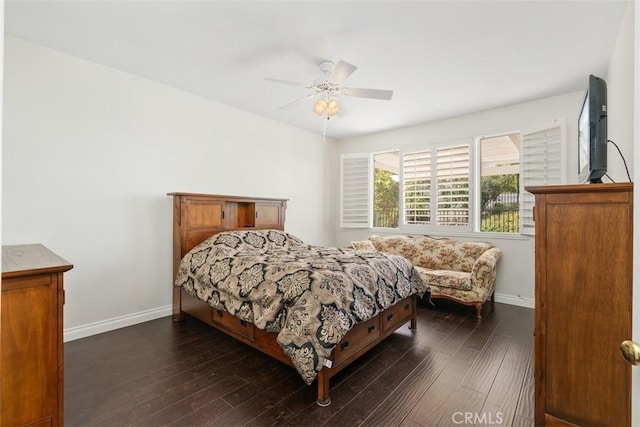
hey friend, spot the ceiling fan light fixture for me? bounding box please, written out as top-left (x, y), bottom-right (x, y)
top-left (313, 99), bottom-right (328, 115)
top-left (327, 99), bottom-right (340, 116)
top-left (313, 98), bottom-right (340, 117)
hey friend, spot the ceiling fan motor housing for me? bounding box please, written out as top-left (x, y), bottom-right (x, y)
top-left (318, 61), bottom-right (335, 73)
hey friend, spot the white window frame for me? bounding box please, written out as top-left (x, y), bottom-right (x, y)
top-left (371, 149), bottom-right (401, 230)
top-left (474, 130), bottom-right (521, 234)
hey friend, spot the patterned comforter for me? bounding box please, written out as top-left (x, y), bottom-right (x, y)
top-left (175, 229), bottom-right (426, 384)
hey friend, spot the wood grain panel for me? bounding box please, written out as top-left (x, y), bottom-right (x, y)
top-left (545, 201), bottom-right (630, 425)
top-left (527, 183), bottom-right (632, 427)
top-left (255, 202), bottom-right (282, 228)
top-left (185, 199), bottom-right (224, 228)
top-left (332, 316), bottom-right (379, 364)
top-left (236, 202), bottom-right (256, 228)
top-left (382, 298), bottom-right (414, 333)
top-left (2, 245), bottom-right (71, 427)
top-left (1, 280), bottom-right (57, 426)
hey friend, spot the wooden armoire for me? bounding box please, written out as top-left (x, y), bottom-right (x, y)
top-left (526, 183), bottom-right (633, 426)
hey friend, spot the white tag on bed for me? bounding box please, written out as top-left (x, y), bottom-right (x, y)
top-left (324, 359), bottom-right (333, 368)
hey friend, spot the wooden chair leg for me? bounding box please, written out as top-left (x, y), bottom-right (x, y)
top-left (475, 302), bottom-right (482, 321)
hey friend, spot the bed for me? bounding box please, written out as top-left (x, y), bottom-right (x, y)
top-left (169, 193), bottom-right (427, 406)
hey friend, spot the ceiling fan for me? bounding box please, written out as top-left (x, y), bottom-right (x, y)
top-left (265, 60), bottom-right (394, 119)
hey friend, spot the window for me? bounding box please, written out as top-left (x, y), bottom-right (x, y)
top-left (479, 134), bottom-right (520, 233)
top-left (373, 151), bottom-right (400, 228)
top-left (340, 122), bottom-right (562, 234)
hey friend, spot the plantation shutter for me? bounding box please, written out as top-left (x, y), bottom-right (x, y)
top-left (436, 145), bottom-right (470, 227)
top-left (520, 124), bottom-right (563, 235)
top-left (403, 150), bottom-right (432, 225)
top-left (340, 154), bottom-right (371, 228)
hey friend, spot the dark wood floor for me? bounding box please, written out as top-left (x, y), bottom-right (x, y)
top-left (65, 300), bottom-right (534, 426)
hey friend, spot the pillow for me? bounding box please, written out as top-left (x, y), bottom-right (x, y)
top-left (351, 240), bottom-right (376, 251)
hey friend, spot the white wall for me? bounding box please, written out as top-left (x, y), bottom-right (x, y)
top-left (336, 92), bottom-right (587, 307)
top-left (2, 36), bottom-right (338, 340)
top-left (606, 0), bottom-right (635, 184)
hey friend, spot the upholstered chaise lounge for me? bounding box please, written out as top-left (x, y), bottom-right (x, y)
top-left (357, 235), bottom-right (502, 320)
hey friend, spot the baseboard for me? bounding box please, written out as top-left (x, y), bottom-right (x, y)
top-left (64, 305), bottom-right (172, 342)
top-left (63, 293), bottom-right (532, 342)
top-left (494, 292), bottom-right (535, 309)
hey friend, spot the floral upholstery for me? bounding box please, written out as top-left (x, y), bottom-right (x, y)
top-left (418, 269), bottom-right (472, 291)
top-left (369, 234), bottom-right (501, 319)
top-left (351, 240), bottom-right (377, 251)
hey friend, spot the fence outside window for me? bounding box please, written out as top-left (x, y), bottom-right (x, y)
top-left (480, 192), bottom-right (519, 233)
top-left (373, 209), bottom-right (399, 228)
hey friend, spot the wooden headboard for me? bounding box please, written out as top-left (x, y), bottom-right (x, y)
top-left (168, 193), bottom-right (288, 320)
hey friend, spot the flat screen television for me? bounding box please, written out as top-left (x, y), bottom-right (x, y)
top-left (578, 74), bottom-right (608, 183)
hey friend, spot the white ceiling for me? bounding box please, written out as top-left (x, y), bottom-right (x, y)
top-left (5, 0), bottom-right (628, 140)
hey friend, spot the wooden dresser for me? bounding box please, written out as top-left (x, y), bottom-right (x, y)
top-left (1, 244), bottom-right (73, 427)
top-left (526, 183), bottom-right (632, 426)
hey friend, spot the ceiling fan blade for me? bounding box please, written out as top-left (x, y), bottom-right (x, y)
top-left (277, 93), bottom-right (317, 110)
top-left (342, 87), bottom-right (394, 100)
top-left (327, 60), bottom-right (358, 84)
top-left (264, 77), bottom-right (308, 88)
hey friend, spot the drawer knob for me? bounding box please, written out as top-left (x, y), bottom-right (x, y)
top-left (367, 325), bottom-right (376, 333)
top-left (340, 340), bottom-right (350, 351)
top-left (387, 313), bottom-right (394, 321)
top-left (216, 309), bottom-right (224, 317)
top-left (240, 320), bottom-right (248, 327)
top-left (404, 303), bottom-right (410, 310)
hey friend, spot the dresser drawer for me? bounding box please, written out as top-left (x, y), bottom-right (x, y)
top-left (333, 316), bottom-right (380, 365)
top-left (212, 309), bottom-right (255, 341)
top-left (381, 297), bottom-right (413, 333)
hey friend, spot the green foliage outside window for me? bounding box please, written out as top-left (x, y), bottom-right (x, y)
top-left (373, 168), bottom-right (399, 227)
top-left (480, 174), bottom-right (519, 233)
top-left (373, 167), bottom-right (520, 232)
